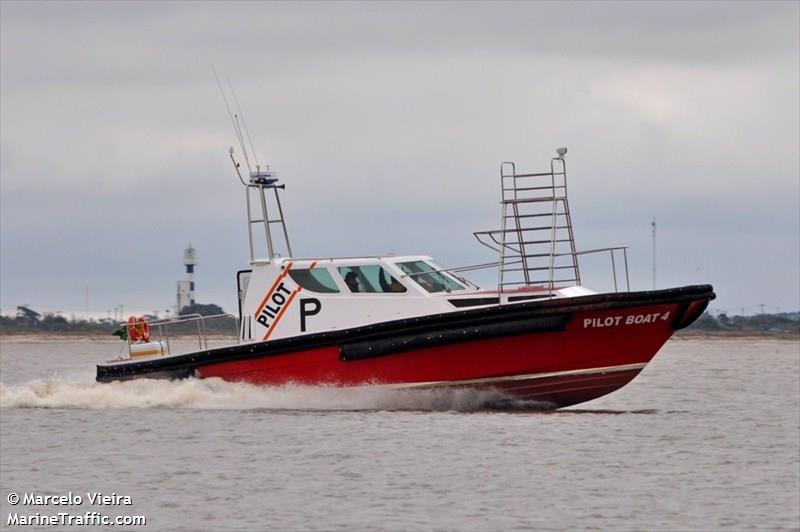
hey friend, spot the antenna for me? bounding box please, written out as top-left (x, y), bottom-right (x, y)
top-left (214, 70), bottom-right (293, 261)
top-left (651, 217), bottom-right (656, 290)
top-left (213, 66), bottom-right (252, 173)
top-left (229, 146), bottom-right (247, 186)
top-left (225, 71), bottom-right (260, 171)
top-left (232, 114), bottom-right (252, 173)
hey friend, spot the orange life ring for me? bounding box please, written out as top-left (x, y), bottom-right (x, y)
top-left (127, 315), bottom-right (151, 343)
top-left (127, 316), bottom-right (141, 342)
top-left (139, 316), bottom-right (151, 343)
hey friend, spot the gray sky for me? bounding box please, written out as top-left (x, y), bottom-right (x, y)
top-left (1, 1), bottom-right (798, 318)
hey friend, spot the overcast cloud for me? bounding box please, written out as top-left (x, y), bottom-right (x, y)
top-left (1, 1), bottom-right (798, 318)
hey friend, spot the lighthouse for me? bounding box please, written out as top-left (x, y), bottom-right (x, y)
top-left (176, 244), bottom-right (196, 314)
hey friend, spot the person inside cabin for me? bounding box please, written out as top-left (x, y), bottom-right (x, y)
top-left (344, 271), bottom-right (361, 292)
top-left (379, 268), bottom-right (405, 293)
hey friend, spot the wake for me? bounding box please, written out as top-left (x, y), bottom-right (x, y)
top-left (0, 377), bottom-right (550, 412)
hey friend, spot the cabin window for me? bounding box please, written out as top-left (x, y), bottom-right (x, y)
top-left (288, 268), bottom-right (340, 293)
top-left (337, 265), bottom-right (407, 293)
top-left (396, 261), bottom-right (466, 293)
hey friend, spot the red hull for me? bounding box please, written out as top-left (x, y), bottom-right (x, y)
top-left (97, 286), bottom-right (713, 408)
top-left (196, 303), bottom-right (680, 408)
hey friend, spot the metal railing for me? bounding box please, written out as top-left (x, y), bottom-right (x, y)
top-left (123, 313), bottom-right (239, 357)
top-left (571, 247), bottom-right (630, 292)
top-left (448, 248), bottom-right (630, 293)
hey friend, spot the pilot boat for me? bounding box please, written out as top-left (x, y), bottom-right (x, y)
top-left (97, 146), bottom-right (714, 409)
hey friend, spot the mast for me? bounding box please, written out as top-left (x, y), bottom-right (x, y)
top-left (229, 149), bottom-right (292, 261)
top-left (216, 71), bottom-right (293, 262)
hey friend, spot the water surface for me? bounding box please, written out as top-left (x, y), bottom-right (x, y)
top-left (1, 338), bottom-right (798, 531)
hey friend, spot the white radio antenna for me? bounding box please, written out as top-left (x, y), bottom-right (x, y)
top-left (232, 114), bottom-right (251, 171)
top-left (213, 66), bottom-right (252, 174)
top-left (651, 217), bottom-right (657, 290)
top-left (225, 70), bottom-right (260, 170)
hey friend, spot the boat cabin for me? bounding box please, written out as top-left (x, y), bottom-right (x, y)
top-left (239, 255), bottom-right (473, 342)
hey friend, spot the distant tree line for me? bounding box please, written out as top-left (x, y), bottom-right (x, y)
top-left (1, 303), bottom-right (234, 336)
top-left (178, 303), bottom-right (224, 317)
top-left (685, 311), bottom-right (799, 334)
top-left (0, 305), bottom-right (112, 334)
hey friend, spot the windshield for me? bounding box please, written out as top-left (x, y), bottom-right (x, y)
top-left (337, 265), bottom-right (407, 293)
top-left (396, 260), bottom-right (466, 293)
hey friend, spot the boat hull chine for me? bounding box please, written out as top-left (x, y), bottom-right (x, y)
top-left (471, 364), bottom-right (644, 408)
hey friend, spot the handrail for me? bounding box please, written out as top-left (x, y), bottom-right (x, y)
top-left (474, 230), bottom-right (522, 254)
top-left (121, 313), bottom-right (239, 358)
top-left (119, 313), bottom-right (221, 328)
top-left (468, 237), bottom-right (631, 293)
top-left (570, 246), bottom-right (628, 256)
top-left (567, 247), bottom-right (629, 292)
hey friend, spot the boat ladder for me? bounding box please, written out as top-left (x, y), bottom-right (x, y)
top-left (474, 148), bottom-right (630, 295)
